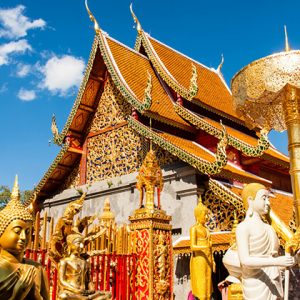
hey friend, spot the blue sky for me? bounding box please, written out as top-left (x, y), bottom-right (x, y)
top-left (0, 0), bottom-right (298, 190)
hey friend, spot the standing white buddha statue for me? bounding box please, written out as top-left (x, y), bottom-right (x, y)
top-left (236, 183), bottom-right (296, 300)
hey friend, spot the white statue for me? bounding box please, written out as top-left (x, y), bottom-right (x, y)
top-left (236, 183), bottom-right (296, 300)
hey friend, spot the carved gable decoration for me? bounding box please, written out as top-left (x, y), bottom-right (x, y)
top-left (90, 77), bottom-right (131, 132)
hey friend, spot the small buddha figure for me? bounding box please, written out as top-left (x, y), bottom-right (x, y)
top-left (0, 176), bottom-right (49, 299)
top-left (190, 196), bottom-right (214, 300)
top-left (58, 233), bottom-right (111, 300)
top-left (236, 183), bottom-right (296, 300)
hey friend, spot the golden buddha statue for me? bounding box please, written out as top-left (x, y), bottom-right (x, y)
top-left (58, 232), bottom-right (111, 300)
top-left (0, 176), bottom-right (49, 299)
top-left (189, 196), bottom-right (214, 300)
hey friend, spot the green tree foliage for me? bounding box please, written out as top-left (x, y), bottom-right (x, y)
top-left (0, 185), bottom-right (10, 208)
top-left (0, 185), bottom-right (33, 209)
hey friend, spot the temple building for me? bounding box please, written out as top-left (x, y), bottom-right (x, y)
top-left (35, 7), bottom-right (294, 299)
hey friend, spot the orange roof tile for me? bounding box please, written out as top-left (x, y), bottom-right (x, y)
top-left (173, 232), bottom-right (231, 253)
top-left (147, 36), bottom-right (240, 121)
top-left (158, 131), bottom-right (272, 185)
top-left (106, 37), bottom-right (192, 130)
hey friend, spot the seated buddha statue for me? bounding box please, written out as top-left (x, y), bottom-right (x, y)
top-left (189, 196), bottom-right (214, 300)
top-left (0, 176), bottom-right (49, 300)
top-left (58, 233), bottom-right (111, 300)
top-left (236, 183), bottom-right (296, 300)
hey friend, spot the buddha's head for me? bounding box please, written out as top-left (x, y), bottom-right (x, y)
top-left (241, 183), bottom-right (271, 216)
top-left (66, 233), bottom-right (84, 255)
top-left (0, 176), bottom-right (33, 258)
top-left (194, 196), bottom-right (208, 225)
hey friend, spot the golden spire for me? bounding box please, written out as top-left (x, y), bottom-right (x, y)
top-left (217, 54), bottom-right (224, 73)
top-left (130, 3), bottom-right (142, 34)
top-left (284, 25), bottom-right (290, 52)
top-left (99, 197), bottom-right (115, 222)
top-left (85, 0), bottom-right (100, 33)
top-left (11, 174), bottom-right (20, 200)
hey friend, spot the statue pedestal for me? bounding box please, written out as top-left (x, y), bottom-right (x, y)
top-left (129, 208), bottom-right (173, 299)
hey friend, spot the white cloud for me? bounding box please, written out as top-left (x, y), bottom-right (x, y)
top-left (0, 39), bottom-right (32, 65)
top-left (0, 83), bottom-right (8, 94)
top-left (40, 55), bottom-right (85, 96)
top-left (17, 88), bottom-right (36, 101)
top-left (0, 5), bottom-right (46, 39)
top-left (16, 63), bottom-right (31, 77)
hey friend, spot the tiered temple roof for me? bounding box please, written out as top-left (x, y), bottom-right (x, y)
top-left (35, 7), bottom-right (293, 228)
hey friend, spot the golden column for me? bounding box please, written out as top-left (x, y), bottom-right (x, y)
top-left (129, 149), bottom-right (173, 300)
top-left (231, 29), bottom-right (300, 226)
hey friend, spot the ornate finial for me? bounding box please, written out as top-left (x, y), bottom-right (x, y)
top-left (99, 197), bottom-right (115, 222)
top-left (217, 54), bottom-right (224, 73)
top-left (130, 3), bottom-right (142, 34)
top-left (85, 0), bottom-right (100, 33)
top-left (284, 25), bottom-right (290, 52)
top-left (11, 174), bottom-right (20, 200)
top-left (136, 149), bottom-right (164, 210)
top-left (51, 113), bottom-right (59, 140)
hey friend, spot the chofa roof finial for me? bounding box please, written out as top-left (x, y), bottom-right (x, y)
top-left (284, 25), bottom-right (290, 52)
top-left (85, 0), bottom-right (100, 34)
top-left (130, 3), bottom-right (142, 34)
top-left (217, 54), bottom-right (224, 74)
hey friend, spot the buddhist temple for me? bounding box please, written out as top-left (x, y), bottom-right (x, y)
top-left (33, 5), bottom-right (295, 299)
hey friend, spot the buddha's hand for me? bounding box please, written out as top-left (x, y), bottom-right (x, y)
top-left (274, 255), bottom-right (295, 267)
top-left (9, 266), bottom-right (36, 300)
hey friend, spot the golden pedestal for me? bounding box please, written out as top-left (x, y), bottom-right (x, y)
top-left (129, 208), bottom-right (173, 300)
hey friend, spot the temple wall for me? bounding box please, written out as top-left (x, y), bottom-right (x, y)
top-left (43, 164), bottom-right (200, 299)
top-left (43, 164), bottom-right (199, 231)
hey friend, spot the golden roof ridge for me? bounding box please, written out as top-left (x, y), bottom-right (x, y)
top-left (142, 34), bottom-right (246, 125)
top-left (140, 33), bottom-right (199, 100)
top-left (128, 116), bottom-right (228, 175)
top-left (129, 5), bottom-right (199, 101)
top-left (174, 103), bottom-right (271, 158)
top-left (106, 34), bottom-right (148, 60)
top-left (193, 142), bottom-right (272, 184)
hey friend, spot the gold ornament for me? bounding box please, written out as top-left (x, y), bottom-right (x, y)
top-left (0, 176), bottom-right (49, 300)
top-left (189, 196), bottom-right (214, 300)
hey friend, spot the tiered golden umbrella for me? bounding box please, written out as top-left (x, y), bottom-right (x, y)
top-left (231, 28), bottom-right (300, 226)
